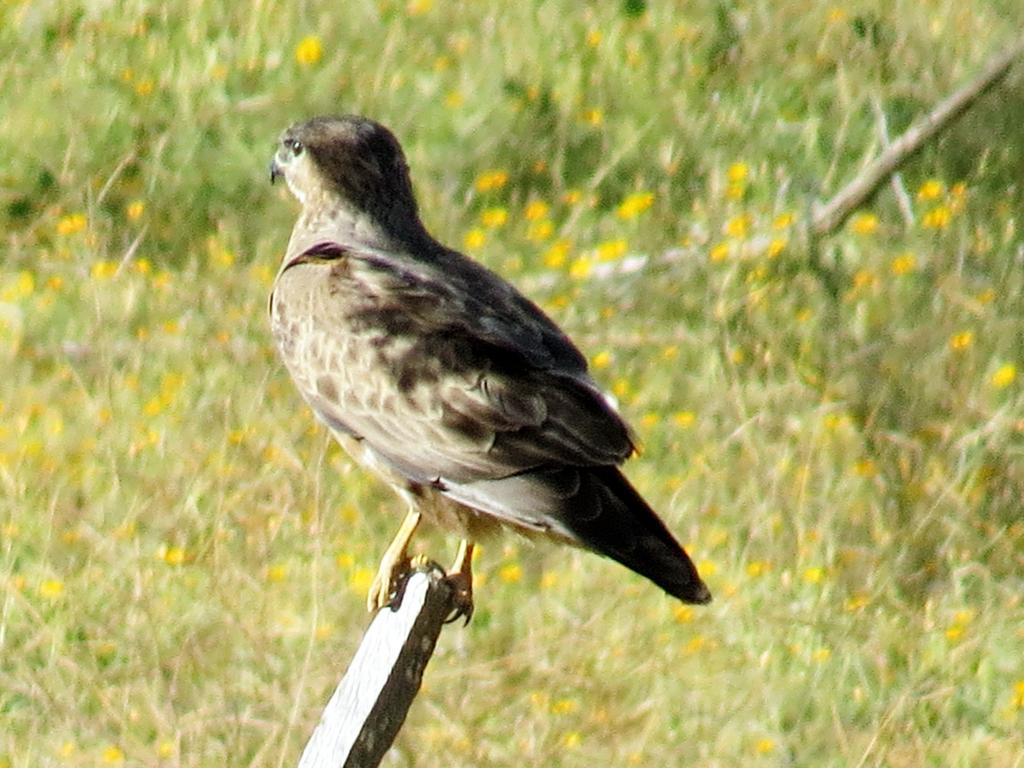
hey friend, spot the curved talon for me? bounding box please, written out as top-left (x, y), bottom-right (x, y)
top-left (444, 539), bottom-right (475, 625)
top-left (366, 510), bottom-right (421, 613)
top-left (443, 571), bottom-right (474, 625)
top-left (367, 553), bottom-right (412, 612)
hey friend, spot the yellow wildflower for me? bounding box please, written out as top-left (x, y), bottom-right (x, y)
top-left (922, 205), bottom-right (951, 230)
top-left (1012, 680), bottom-right (1024, 710)
top-left (407, 0), bottom-right (433, 14)
top-left (683, 635), bottom-right (707, 654)
top-left (709, 242), bottom-right (730, 262)
top-left (101, 745), bottom-right (125, 764)
top-left (854, 459), bottom-right (876, 477)
top-left (586, 29), bottom-right (602, 47)
top-left (991, 363), bottom-right (1017, 389)
top-left (57, 212), bottom-right (87, 235)
top-left (596, 238), bottom-right (627, 261)
top-left (135, 78), bottom-right (154, 97)
top-left (568, 256), bottom-right (592, 279)
top-left (852, 269), bottom-right (877, 290)
top-left (552, 698), bottom-right (578, 715)
top-left (727, 162), bottom-right (748, 183)
top-left (766, 237), bottom-right (787, 258)
top-left (348, 567), bottom-right (373, 593)
top-left (890, 252), bottom-right (917, 275)
top-left (463, 228), bottom-right (486, 250)
top-left (773, 212), bottom-right (794, 229)
top-left (673, 604), bottom-right (694, 623)
top-left (850, 212), bottom-right (879, 235)
top-left (295, 35), bottom-right (323, 66)
top-left (527, 219), bottom-right (554, 241)
top-left (581, 107), bottom-right (603, 126)
top-left (949, 331), bottom-right (973, 351)
top-left (845, 594), bottom-right (868, 612)
top-left (726, 181), bottom-right (746, 200)
top-left (745, 560), bottom-right (769, 577)
top-left (524, 200), bottom-right (549, 221)
top-left (724, 213), bottom-right (751, 239)
top-left (917, 179), bottom-right (944, 200)
top-left (563, 732), bottom-right (582, 748)
top-left (672, 411), bottom-right (695, 428)
top-left (499, 563), bottom-right (522, 583)
top-left (616, 192), bottom-right (654, 220)
top-left (562, 189), bottom-right (582, 205)
top-left (474, 170), bottom-right (508, 192)
top-left (39, 579), bottom-right (64, 599)
top-left (480, 207), bottom-right (508, 228)
top-left (125, 200), bottom-right (145, 221)
top-left (1, 271), bottom-right (34, 301)
top-left (266, 563), bottom-right (288, 582)
top-left (544, 240), bottom-right (570, 268)
top-left (161, 546), bottom-right (186, 566)
top-left (802, 567), bottom-right (825, 584)
top-left (444, 90), bottom-right (464, 109)
top-left (91, 261), bottom-right (118, 280)
top-left (639, 412), bottom-right (660, 428)
top-left (696, 559), bottom-right (717, 577)
top-left (591, 351), bottom-right (612, 370)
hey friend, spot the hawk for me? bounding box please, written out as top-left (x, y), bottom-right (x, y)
top-left (268, 115), bottom-right (710, 620)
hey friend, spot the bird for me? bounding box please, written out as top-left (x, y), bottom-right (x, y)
top-left (267, 115), bottom-right (711, 621)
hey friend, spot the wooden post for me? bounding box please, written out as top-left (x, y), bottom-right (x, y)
top-left (298, 564), bottom-right (457, 768)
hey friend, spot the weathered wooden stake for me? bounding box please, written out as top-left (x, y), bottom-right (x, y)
top-left (298, 564), bottom-right (457, 768)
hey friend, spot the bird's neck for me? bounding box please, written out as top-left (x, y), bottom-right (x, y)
top-left (293, 192), bottom-right (433, 255)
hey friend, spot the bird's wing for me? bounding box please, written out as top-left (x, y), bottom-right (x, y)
top-left (270, 241), bottom-right (634, 488)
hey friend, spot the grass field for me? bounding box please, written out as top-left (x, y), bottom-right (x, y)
top-left (3, 1), bottom-right (1024, 765)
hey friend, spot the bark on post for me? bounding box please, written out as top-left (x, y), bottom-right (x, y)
top-left (298, 565), bottom-right (456, 768)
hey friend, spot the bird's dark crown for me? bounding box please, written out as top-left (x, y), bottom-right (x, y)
top-left (280, 115), bottom-right (425, 239)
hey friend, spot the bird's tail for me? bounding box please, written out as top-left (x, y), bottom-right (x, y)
top-left (556, 466), bottom-right (712, 605)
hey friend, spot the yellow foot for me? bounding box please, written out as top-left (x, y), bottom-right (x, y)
top-left (366, 510), bottom-right (421, 612)
top-left (444, 540), bottom-right (475, 625)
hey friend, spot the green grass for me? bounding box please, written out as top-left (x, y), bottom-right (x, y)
top-left (3, 1), bottom-right (1024, 765)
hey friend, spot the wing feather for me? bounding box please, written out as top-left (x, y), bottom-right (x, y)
top-left (270, 242), bottom-right (633, 487)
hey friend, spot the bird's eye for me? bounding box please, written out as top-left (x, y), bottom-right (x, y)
top-left (285, 138), bottom-right (304, 156)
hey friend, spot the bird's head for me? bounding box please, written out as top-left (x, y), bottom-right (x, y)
top-left (270, 115), bottom-right (424, 241)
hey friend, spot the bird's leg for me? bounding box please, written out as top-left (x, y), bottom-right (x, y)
top-left (444, 539), bottom-right (475, 625)
top-left (367, 509), bottom-right (421, 612)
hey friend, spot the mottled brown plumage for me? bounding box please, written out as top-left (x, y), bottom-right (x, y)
top-left (268, 115), bottom-right (711, 614)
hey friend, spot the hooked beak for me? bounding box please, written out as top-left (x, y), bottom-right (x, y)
top-left (269, 157), bottom-right (283, 185)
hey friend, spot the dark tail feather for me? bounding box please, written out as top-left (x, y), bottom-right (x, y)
top-left (556, 466), bottom-right (712, 605)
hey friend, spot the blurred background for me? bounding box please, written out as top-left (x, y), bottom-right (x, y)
top-left (1, 1), bottom-right (1023, 765)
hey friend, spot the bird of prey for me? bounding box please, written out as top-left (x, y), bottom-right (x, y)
top-left (268, 115), bottom-right (710, 620)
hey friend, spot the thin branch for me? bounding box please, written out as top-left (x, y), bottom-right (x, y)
top-left (871, 97), bottom-right (915, 228)
top-left (810, 36), bottom-right (1024, 237)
